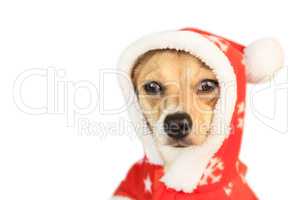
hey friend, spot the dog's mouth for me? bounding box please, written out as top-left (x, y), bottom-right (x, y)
top-left (173, 144), bottom-right (188, 148)
top-left (166, 139), bottom-right (193, 148)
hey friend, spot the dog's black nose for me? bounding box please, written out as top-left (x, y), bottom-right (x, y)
top-left (163, 112), bottom-right (193, 140)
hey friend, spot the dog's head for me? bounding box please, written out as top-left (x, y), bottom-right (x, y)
top-left (132, 49), bottom-right (219, 149)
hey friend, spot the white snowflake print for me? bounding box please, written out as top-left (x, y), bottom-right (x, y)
top-left (237, 102), bottom-right (245, 114)
top-left (224, 182), bottom-right (234, 196)
top-left (207, 35), bottom-right (229, 52)
top-left (144, 175), bottom-right (152, 193)
top-left (199, 157), bottom-right (224, 185)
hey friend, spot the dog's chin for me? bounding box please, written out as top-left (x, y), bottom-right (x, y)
top-left (157, 140), bottom-right (198, 165)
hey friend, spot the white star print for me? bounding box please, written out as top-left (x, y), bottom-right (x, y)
top-left (237, 118), bottom-right (244, 129)
top-left (207, 35), bottom-right (229, 52)
top-left (237, 102), bottom-right (245, 114)
top-left (224, 182), bottom-right (233, 196)
top-left (144, 175), bottom-right (152, 193)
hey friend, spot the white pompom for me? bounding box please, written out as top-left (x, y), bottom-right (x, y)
top-left (244, 38), bottom-right (284, 83)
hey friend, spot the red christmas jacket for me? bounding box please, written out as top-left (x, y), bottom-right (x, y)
top-left (114, 158), bottom-right (257, 200)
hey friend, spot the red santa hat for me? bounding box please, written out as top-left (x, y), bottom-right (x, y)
top-left (117, 27), bottom-right (284, 193)
top-left (183, 28), bottom-right (284, 83)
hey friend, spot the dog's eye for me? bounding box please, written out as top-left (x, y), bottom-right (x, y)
top-left (197, 79), bottom-right (219, 94)
top-left (143, 81), bottom-right (164, 95)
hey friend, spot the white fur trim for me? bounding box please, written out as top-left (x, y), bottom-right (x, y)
top-left (110, 196), bottom-right (132, 200)
top-left (244, 38), bottom-right (284, 83)
top-left (117, 30), bottom-right (237, 192)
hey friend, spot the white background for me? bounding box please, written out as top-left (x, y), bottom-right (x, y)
top-left (0, 0), bottom-right (298, 199)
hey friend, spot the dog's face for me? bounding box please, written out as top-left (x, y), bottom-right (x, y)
top-left (132, 50), bottom-right (220, 148)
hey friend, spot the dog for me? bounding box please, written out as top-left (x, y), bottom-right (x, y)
top-left (112, 28), bottom-right (283, 200)
top-left (132, 49), bottom-right (219, 168)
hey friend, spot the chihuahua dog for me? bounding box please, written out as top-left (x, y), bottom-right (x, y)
top-left (112, 28), bottom-right (282, 199)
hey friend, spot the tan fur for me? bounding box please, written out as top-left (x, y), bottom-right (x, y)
top-left (132, 49), bottom-right (219, 147)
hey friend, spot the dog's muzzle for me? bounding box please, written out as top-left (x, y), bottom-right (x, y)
top-left (163, 112), bottom-right (193, 140)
